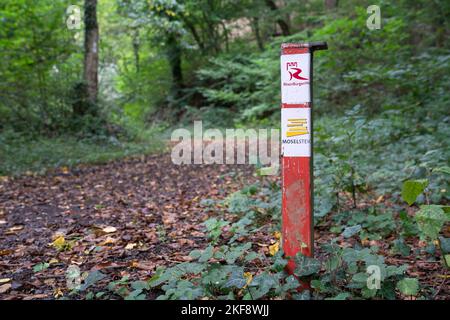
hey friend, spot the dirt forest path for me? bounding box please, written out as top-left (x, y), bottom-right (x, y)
top-left (0, 153), bottom-right (260, 299)
top-left (1, 153), bottom-right (448, 300)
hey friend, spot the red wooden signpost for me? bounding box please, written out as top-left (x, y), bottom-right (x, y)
top-left (280, 42), bottom-right (328, 279)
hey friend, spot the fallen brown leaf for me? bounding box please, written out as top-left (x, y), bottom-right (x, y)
top-left (0, 283), bottom-right (11, 294)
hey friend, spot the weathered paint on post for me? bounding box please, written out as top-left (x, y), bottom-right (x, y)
top-left (280, 42), bottom-right (327, 276)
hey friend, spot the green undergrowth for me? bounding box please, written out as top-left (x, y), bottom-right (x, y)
top-left (0, 130), bottom-right (166, 176)
top-left (66, 166), bottom-right (449, 300)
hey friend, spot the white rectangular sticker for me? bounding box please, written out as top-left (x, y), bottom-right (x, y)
top-left (281, 53), bottom-right (311, 103)
top-left (281, 108), bottom-right (311, 157)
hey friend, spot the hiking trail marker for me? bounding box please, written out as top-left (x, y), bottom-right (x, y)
top-left (281, 42), bottom-right (328, 278)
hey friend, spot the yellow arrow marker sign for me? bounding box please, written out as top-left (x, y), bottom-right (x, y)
top-left (286, 118), bottom-right (308, 137)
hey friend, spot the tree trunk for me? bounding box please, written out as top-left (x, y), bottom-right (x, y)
top-left (167, 33), bottom-right (183, 97)
top-left (265, 0), bottom-right (290, 36)
top-left (84, 0), bottom-right (99, 105)
top-left (183, 18), bottom-right (205, 53)
top-left (132, 29), bottom-right (140, 73)
top-left (325, 0), bottom-right (339, 10)
top-left (202, 11), bottom-right (220, 54)
top-left (252, 17), bottom-right (264, 51)
top-left (221, 21), bottom-right (229, 53)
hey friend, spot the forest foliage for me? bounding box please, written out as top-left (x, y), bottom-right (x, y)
top-left (0, 0), bottom-right (449, 300)
top-left (1, 0), bottom-right (447, 131)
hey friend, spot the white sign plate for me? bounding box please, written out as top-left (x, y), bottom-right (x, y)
top-left (280, 53), bottom-right (311, 104)
top-left (281, 108), bottom-right (311, 157)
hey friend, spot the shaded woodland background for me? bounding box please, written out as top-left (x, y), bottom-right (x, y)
top-left (1, 1), bottom-right (448, 160)
top-left (0, 0), bottom-right (449, 300)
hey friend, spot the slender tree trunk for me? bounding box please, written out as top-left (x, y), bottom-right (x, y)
top-left (265, 0), bottom-right (290, 36)
top-left (221, 21), bottom-right (229, 53)
top-left (132, 29), bottom-right (140, 73)
top-left (203, 14), bottom-right (220, 54)
top-left (167, 33), bottom-right (183, 97)
top-left (184, 19), bottom-right (205, 53)
top-left (252, 17), bottom-right (264, 51)
top-left (84, 0), bottom-right (99, 105)
top-left (325, 0), bottom-right (339, 10)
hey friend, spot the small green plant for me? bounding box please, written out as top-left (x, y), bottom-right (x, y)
top-left (203, 218), bottom-right (230, 243)
top-left (33, 262), bottom-right (50, 273)
top-left (312, 244), bottom-right (409, 300)
top-left (148, 243), bottom-right (264, 300)
top-left (401, 167), bottom-right (450, 268)
top-left (156, 225), bottom-right (167, 243)
top-left (331, 207), bottom-right (396, 241)
top-left (401, 169), bottom-right (450, 241)
top-left (396, 278), bottom-right (419, 297)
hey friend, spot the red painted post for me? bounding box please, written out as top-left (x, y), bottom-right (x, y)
top-left (280, 42), bottom-right (328, 278)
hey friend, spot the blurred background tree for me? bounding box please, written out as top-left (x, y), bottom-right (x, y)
top-left (0, 0), bottom-right (448, 162)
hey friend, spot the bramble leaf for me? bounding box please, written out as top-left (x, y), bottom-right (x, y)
top-left (401, 179), bottom-right (428, 206)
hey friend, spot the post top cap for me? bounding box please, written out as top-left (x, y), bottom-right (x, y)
top-left (281, 42), bottom-right (328, 51)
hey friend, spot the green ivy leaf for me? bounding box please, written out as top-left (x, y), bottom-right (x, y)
top-left (226, 192), bottom-right (252, 213)
top-left (80, 270), bottom-right (106, 291)
top-left (391, 238), bottom-right (411, 257)
top-left (342, 225), bottom-right (362, 238)
top-left (396, 278), bottom-right (419, 296)
top-left (248, 272), bottom-right (277, 299)
top-left (224, 271), bottom-right (247, 289)
top-left (294, 253), bottom-right (321, 277)
top-left (315, 195), bottom-right (335, 218)
top-left (131, 280), bottom-right (149, 291)
top-left (415, 205), bottom-right (448, 240)
top-left (199, 245), bottom-right (214, 263)
top-left (444, 255), bottom-right (450, 269)
top-left (325, 292), bottom-right (351, 300)
top-left (189, 249), bottom-right (202, 260)
top-left (125, 289), bottom-right (146, 300)
top-left (281, 275), bottom-right (299, 292)
top-left (351, 272), bottom-right (368, 283)
top-left (433, 166), bottom-right (450, 175)
top-left (271, 251), bottom-right (288, 272)
top-left (401, 179), bottom-right (428, 206)
top-left (242, 292), bottom-right (252, 300)
top-left (361, 286), bottom-right (377, 298)
top-left (386, 265), bottom-right (407, 277)
top-left (33, 262), bottom-right (50, 272)
top-left (439, 237), bottom-right (450, 268)
top-left (438, 237), bottom-right (450, 254)
top-left (149, 263), bottom-right (205, 288)
top-left (225, 243), bottom-right (251, 264)
top-left (292, 290), bottom-right (311, 300)
top-left (244, 251), bottom-right (260, 263)
top-left (330, 225), bottom-right (343, 234)
top-left (324, 255), bottom-right (341, 272)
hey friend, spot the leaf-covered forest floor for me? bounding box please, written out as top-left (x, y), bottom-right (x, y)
top-left (0, 152), bottom-right (258, 299)
top-left (0, 152), bottom-right (448, 300)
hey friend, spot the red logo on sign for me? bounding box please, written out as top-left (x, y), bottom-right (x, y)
top-left (286, 62), bottom-right (308, 81)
